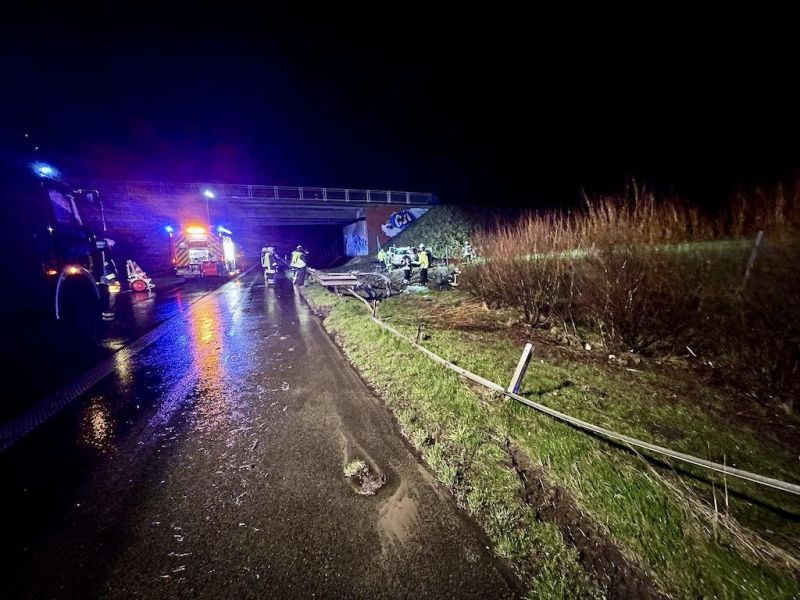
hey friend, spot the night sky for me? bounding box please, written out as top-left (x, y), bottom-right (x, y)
top-left (2, 14), bottom-right (798, 209)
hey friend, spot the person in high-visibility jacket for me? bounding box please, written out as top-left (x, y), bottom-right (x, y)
top-left (417, 244), bottom-right (430, 286)
top-left (290, 245), bottom-right (308, 286)
top-left (261, 246), bottom-right (277, 284)
top-left (401, 250), bottom-right (413, 284)
top-left (377, 248), bottom-right (386, 271)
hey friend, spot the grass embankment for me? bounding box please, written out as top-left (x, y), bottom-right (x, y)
top-left (386, 205), bottom-right (513, 257)
top-left (302, 283), bottom-right (800, 599)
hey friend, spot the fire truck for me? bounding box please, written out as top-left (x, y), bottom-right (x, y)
top-left (1, 132), bottom-right (118, 347)
top-left (169, 225), bottom-right (237, 277)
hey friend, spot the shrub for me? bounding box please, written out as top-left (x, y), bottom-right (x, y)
top-left (460, 211), bottom-right (580, 325)
top-left (576, 248), bottom-right (710, 353)
top-left (458, 179), bottom-right (800, 411)
top-left (717, 240), bottom-right (800, 412)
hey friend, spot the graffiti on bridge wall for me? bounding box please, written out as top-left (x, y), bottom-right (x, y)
top-left (381, 208), bottom-right (429, 238)
top-left (344, 220), bottom-right (369, 256)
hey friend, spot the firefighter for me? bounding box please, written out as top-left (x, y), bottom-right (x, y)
top-left (290, 245), bottom-right (309, 286)
top-left (377, 247), bottom-right (386, 270)
top-left (261, 246), bottom-right (277, 284)
top-left (462, 240), bottom-right (476, 262)
top-left (382, 248), bottom-right (393, 272)
top-left (417, 244), bottom-right (430, 286)
top-left (401, 249), bottom-right (413, 285)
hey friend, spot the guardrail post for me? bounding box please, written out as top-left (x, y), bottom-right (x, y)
top-left (508, 343), bottom-right (534, 394)
top-left (742, 230), bottom-right (765, 289)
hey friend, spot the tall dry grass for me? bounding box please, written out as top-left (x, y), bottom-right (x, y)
top-left (460, 180), bottom-right (800, 411)
top-left (727, 181), bottom-right (800, 239)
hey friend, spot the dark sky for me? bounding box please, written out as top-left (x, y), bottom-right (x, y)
top-left (2, 13), bottom-right (798, 208)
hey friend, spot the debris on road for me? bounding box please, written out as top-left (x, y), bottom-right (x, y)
top-left (229, 426), bottom-right (253, 435)
top-left (344, 459), bottom-right (387, 495)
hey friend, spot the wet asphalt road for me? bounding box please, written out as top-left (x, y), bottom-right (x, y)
top-left (1, 270), bottom-right (521, 598)
top-left (0, 275), bottom-right (226, 424)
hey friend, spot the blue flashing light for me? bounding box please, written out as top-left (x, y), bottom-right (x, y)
top-left (32, 162), bottom-right (58, 178)
top-left (203, 189), bottom-right (215, 199)
top-left (217, 226), bottom-right (232, 235)
top-left (165, 225), bottom-right (175, 233)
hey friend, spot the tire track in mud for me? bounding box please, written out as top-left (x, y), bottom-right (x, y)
top-left (505, 440), bottom-right (666, 599)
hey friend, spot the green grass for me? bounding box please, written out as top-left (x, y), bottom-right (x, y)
top-left (301, 282), bottom-right (341, 312)
top-left (344, 459), bottom-right (367, 478)
top-left (302, 282), bottom-right (800, 599)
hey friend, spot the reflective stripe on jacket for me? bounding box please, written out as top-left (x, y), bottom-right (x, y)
top-left (290, 251), bottom-right (306, 268)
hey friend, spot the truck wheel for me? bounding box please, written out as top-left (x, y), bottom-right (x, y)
top-left (58, 279), bottom-right (100, 345)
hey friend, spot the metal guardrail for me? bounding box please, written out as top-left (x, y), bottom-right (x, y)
top-left (309, 270), bottom-right (360, 288)
top-left (312, 289), bottom-right (800, 497)
top-left (80, 180), bottom-right (436, 206)
top-left (309, 269), bottom-right (395, 303)
top-left (369, 317), bottom-right (800, 496)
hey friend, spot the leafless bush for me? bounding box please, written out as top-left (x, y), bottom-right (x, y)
top-left (459, 179), bottom-right (800, 411)
top-left (460, 211), bottom-right (579, 325)
top-left (576, 186), bottom-right (724, 352)
top-left (577, 248), bottom-right (710, 353)
top-left (716, 241), bottom-right (800, 412)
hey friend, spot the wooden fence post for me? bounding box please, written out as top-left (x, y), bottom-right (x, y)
top-left (508, 343), bottom-right (534, 394)
top-left (742, 230), bottom-right (765, 290)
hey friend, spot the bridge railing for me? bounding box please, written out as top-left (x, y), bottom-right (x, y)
top-left (78, 180), bottom-right (436, 206)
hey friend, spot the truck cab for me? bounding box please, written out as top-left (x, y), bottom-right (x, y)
top-left (0, 135), bottom-right (116, 349)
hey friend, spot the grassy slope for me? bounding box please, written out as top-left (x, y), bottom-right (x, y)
top-left (384, 205), bottom-right (517, 256)
top-left (302, 284), bottom-right (800, 599)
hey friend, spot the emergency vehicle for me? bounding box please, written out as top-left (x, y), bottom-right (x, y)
top-left (1, 132), bottom-right (118, 346)
top-left (169, 225), bottom-right (237, 277)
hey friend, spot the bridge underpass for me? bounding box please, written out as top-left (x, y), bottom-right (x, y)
top-left (73, 181), bottom-right (435, 271)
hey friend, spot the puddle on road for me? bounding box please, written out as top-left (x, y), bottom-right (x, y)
top-left (377, 481), bottom-right (419, 544)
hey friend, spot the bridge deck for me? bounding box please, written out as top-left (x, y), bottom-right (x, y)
top-left (76, 180), bottom-right (435, 208)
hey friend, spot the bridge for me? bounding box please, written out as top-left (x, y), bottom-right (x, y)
top-left (77, 180), bottom-right (435, 226)
top-left (74, 180), bottom-right (437, 269)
